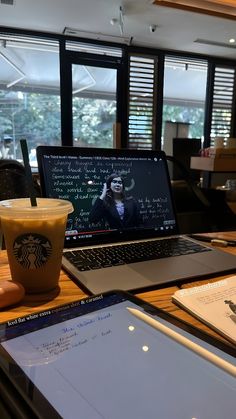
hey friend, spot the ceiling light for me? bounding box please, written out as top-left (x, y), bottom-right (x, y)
top-left (229, 38), bottom-right (235, 43)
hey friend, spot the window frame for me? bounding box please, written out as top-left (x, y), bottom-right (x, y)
top-left (0, 26), bottom-right (236, 152)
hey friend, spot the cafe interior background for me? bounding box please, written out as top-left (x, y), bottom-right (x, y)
top-left (0, 0), bottom-right (236, 211)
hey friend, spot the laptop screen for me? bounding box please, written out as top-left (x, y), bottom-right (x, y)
top-left (37, 147), bottom-right (178, 247)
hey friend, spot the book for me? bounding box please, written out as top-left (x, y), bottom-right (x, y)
top-left (172, 276), bottom-right (236, 345)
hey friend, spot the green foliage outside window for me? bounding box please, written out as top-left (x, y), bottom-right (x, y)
top-left (1, 88), bottom-right (205, 159)
top-left (163, 104), bottom-right (205, 139)
top-left (0, 90), bottom-right (116, 159)
top-left (73, 97), bottom-right (116, 148)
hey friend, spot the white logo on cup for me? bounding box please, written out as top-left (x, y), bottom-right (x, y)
top-left (13, 234), bottom-right (52, 269)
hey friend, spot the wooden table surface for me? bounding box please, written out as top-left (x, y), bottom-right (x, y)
top-left (1, 231), bottom-right (236, 348)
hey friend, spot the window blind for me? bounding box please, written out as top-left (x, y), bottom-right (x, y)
top-left (127, 55), bottom-right (156, 149)
top-left (210, 66), bottom-right (235, 144)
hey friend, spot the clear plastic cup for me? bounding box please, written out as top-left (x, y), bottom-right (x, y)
top-left (0, 198), bottom-right (73, 294)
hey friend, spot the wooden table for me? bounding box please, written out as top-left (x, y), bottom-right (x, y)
top-left (1, 232), bottom-right (236, 349)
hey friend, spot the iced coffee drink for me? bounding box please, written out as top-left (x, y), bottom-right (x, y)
top-left (0, 198), bottom-right (73, 293)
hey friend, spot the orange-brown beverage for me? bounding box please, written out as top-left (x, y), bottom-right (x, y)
top-left (0, 198), bottom-right (73, 293)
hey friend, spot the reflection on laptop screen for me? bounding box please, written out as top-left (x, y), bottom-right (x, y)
top-left (37, 147), bottom-right (178, 247)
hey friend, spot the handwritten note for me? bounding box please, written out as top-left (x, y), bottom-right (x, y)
top-left (35, 313), bottom-right (113, 357)
top-left (172, 277), bottom-right (236, 343)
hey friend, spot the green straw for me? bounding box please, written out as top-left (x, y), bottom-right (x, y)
top-left (20, 139), bottom-right (37, 207)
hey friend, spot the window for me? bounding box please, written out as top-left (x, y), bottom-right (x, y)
top-left (72, 64), bottom-right (117, 148)
top-left (162, 56), bottom-right (208, 153)
top-left (1, 28), bottom-right (236, 160)
top-left (0, 35), bottom-right (60, 164)
top-left (65, 41), bottom-right (121, 148)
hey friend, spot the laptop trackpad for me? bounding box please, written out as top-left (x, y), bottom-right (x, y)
top-left (76, 255), bottom-right (214, 294)
top-left (130, 255), bottom-right (212, 286)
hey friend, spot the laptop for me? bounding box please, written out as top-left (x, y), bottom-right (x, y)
top-left (37, 146), bottom-right (236, 294)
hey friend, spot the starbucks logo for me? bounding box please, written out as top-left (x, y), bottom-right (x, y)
top-left (13, 234), bottom-right (52, 270)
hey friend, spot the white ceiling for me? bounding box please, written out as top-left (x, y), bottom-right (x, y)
top-left (0, 0), bottom-right (236, 60)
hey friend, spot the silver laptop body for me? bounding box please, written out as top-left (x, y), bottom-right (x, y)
top-left (37, 146), bottom-right (236, 294)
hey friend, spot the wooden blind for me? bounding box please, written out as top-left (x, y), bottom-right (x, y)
top-left (127, 55), bottom-right (156, 149)
top-left (210, 66), bottom-right (235, 144)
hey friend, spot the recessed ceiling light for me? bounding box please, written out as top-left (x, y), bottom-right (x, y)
top-left (229, 38), bottom-right (235, 43)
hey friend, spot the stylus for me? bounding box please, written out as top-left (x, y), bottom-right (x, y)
top-left (189, 234), bottom-right (236, 247)
top-left (127, 307), bottom-right (236, 378)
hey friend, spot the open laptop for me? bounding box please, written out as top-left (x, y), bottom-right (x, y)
top-left (37, 146), bottom-right (236, 294)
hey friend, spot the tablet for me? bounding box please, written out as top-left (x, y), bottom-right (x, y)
top-left (0, 290), bottom-right (235, 419)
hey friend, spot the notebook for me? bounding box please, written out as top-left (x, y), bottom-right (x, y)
top-left (36, 146), bottom-right (236, 294)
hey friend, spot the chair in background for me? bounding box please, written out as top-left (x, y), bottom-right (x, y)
top-left (0, 159), bottom-right (41, 248)
top-left (166, 155), bottom-right (236, 234)
top-left (0, 160), bottom-right (28, 200)
top-left (171, 137), bottom-right (201, 182)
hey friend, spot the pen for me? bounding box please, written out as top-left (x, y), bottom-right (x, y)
top-left (188, 234), bottom-right (236, 247)
top-left (127, 307), bottom-right (236, 377)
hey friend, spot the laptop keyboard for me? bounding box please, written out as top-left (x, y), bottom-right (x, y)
top-left (63, 237), bottom-right (210, 272)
